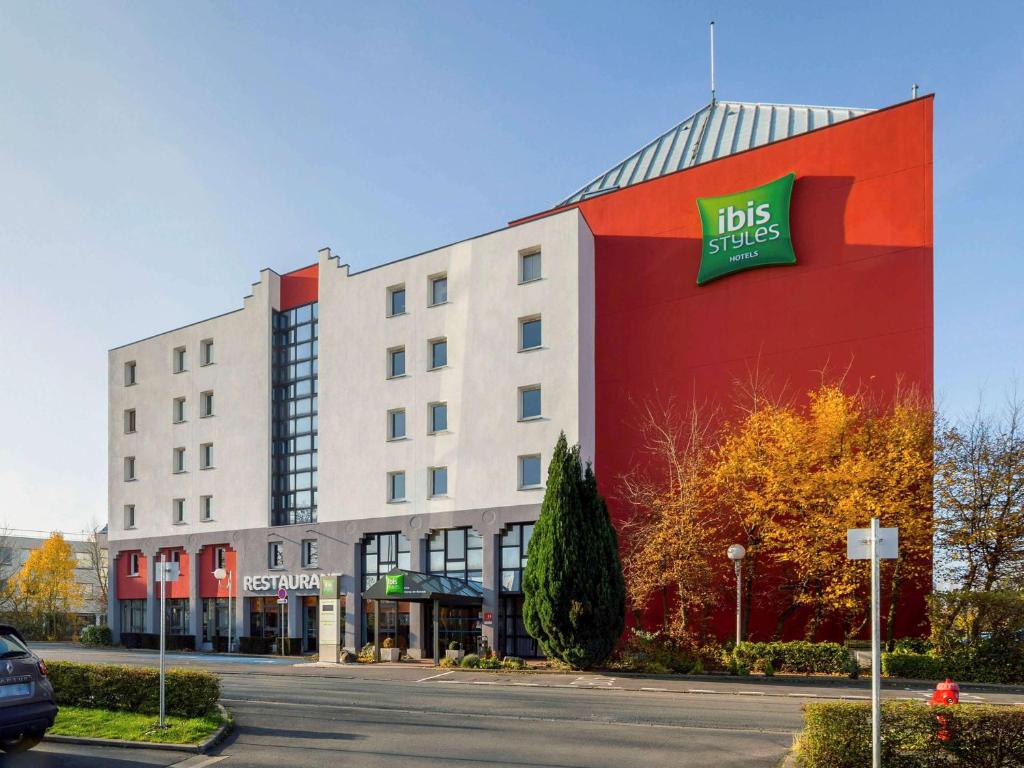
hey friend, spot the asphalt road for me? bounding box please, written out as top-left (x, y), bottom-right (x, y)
top-left (6, 644), bottom-right (1022, 768)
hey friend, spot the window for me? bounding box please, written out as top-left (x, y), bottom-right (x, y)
top-left (520, 249), bottom-right (542, 283)
top-left (124, 505), bottom-right (136, 529)
top-left (519, 385), bottom-right (542, 420)
top-left (428, 402), bottom-right (447, 434)
top-left (429, 466), bottom-right (448, 497)
top-left (429, 338), bottom-right (447, 370)
top-left (519, 454), bottom-right (542, 489)
top-left (173, 346), bottom-right (187, 373)
top-left (201, 495), bottom-right (213, 521)
top-left (519, 316), bottom-right (542, 351)
top-left (200, 443), bottom-right (214, 469)
top-left (387, 471), bottom-right (406, 502)
top-left (173, 447), bottom-right (186, 473)
top-left (124, 456), bottom-right (136, 481)
top-left (173, 397), bottom-right (186, 423)
top-left (124, 361), bottom-right (137, 386)
top-left (124, 409), bottom-right (136, 434)
top-left (387, 408), bottom-right (406, 440)
top-left (272, 302), bottom-right (318, 527)
top-left (387, 346), bottom-right (406, 378)
top-left (302, 539), bottom-right (319, 568)
top-left (200, 338), bottom-right (214, 366)
top-left (428, 527), bottom-right (483, 583)
top-left (214, 546), bottom-right (226, 569)
top-left (362, 532), bottom-right (411, 591)
top-left (387, 285), bottom-right (406, 317)
top-left (200, 390), bottom-right (214, 417)
top-left (172, 498), bottom-right (185, 524)
top-left (127, 552), bottom-right (140, 576)
top-left (428, 274), bottom-right (447, 307)
top-left (500, 522), bottom-right (534, 592)
top-left (268, 542), bottom-right (284, 569)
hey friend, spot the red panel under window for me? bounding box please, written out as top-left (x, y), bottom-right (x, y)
top-left (115, 550), bottom-right (147, 599)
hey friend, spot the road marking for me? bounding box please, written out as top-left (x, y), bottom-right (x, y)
top-left (687, 689), bottom-right (718, 694)
top-left (640, 687), bottom-right (668, 692)
top-left (513, 682), bottom-right (540, 686)
top-left (171, 756), bottom-right (228, 768)
top-left (416, 670), bottom-right (455, 683)
top-left (472, 681), bottom-right (499, 685)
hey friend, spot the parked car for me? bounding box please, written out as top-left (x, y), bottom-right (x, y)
top-left (0, 625), bottom-right (57, 753)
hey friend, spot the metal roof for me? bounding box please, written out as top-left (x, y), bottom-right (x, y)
top-left (557, 100), bottom-right (872, 207)
top-left (361, 568), bottom-right (484, 604)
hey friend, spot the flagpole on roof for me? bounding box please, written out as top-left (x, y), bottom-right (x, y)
top-left (710, 21), bottom-right (716, 105)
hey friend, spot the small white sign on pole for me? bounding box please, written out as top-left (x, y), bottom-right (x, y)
top-left (155, 562), bottom-right (180, 582)
top-left (847, 519), bottom-right (899, 768)
top-left (847, 527), bottom-right (898, 560)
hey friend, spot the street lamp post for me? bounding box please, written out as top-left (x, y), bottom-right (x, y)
top-left (213, 567), bottom-right (232, 653)
top-left (727, 544), bottom-right (746, 647)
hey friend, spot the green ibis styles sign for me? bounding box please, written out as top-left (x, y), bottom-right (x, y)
top-left (385, 573), bottom-right (404, 595)
top-left (696, 173), bottom-right (796, 285)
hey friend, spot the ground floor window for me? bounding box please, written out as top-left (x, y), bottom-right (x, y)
top-left (436, 605), bottom-right (481, 655)
top-left (249, 597), bottom-right (288, 639)
top-left (202, 598), bottom-right (229, 642)
top-left (120, 599), bottom-right (145, 633)
top-left (500, 596), bottom-right (538, 658)
top-left (165, 598), bottom-right (190, 635)
top-left (363, 600), bottom-right (409, 649)
top-left (301, 596), bottom-right (319, 653)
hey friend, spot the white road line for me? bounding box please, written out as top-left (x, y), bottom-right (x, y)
top-left (513, 682), bottom-right (540, 686)
top-left (472, 681), bottom-right (499, 685)
top-left (640, 687), bottom-right (668, 692)
top-left (687, 689), bottom-right (717, 694)
top-left (171, 756), bottom-right (228, 768)
top-left (416, 670), bottom-right (455, 683)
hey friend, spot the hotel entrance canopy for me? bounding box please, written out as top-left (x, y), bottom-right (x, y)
top-left (361, 568), bottom-right (483, 663)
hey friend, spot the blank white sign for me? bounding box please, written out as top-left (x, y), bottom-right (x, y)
top-left (846, 527), bottom-right (899, 560)
top-left (155, 562), bottom-right (180, 582)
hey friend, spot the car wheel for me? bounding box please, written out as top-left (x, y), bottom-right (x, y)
top-left (1, 730), bottom-right (44, 753)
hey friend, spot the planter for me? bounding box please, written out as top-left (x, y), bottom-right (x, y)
top-left (446, 649), bottom-right (465, 662)
top-left (381, 648), bottom-right (401, 663)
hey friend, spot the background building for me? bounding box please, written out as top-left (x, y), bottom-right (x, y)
top-left (108, 94), bottom-right (933, 652)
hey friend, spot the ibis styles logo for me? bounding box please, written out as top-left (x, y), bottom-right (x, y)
top-left (385, 574), bottom-right (404, 595)
top-left (696, 173), bottom-right (796, 285)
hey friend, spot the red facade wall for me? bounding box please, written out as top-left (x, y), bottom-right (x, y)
top-left (197, 545), bottom-right (237, 599)
top-left (516, 97), bottom-right (934, 640)
top-left (115, 550), bottom-right (147, 600)
top-left (280, 264), bottom-right (319, 310)
top-left (156, 547), bottom-right (190, 599)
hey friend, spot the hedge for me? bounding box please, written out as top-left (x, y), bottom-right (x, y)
top-left (80, 625), bottom-right (113, 647)
top-left (799, 700), bottom-right (1024, 768)
top-left (882, 651), bottom-right (950, 680)
top-left (733, 641), bottom-right (850, 674)
top-left (884, 648), bottom-right (1024, 685)
top-left (46, 661), bottom-right (220, 718)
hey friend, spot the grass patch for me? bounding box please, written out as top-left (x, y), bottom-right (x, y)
top-left (49, 705), bottom-right (225, 745)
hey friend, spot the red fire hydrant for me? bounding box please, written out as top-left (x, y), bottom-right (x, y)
top-left (929, 678), bottom-right (960, 741)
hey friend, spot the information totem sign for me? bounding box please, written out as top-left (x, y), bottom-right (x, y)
top-left (319, 575), bottom-right (342, 663)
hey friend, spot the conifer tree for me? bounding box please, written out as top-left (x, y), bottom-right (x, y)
top-left (523, 433), bottom-right (625, 668)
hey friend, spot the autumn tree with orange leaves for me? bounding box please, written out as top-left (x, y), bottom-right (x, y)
top-left (621, 381), bottom-right (933, 646)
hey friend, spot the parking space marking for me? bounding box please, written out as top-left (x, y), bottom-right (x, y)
top-left (417, 670), bottom-right (455, 683)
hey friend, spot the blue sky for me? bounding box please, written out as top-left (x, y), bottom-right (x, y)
top-left (1, 1), bottom-right (1021, 534)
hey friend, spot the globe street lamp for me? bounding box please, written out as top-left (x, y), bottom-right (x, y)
top-left (727, 544), bottom-right (746, 647)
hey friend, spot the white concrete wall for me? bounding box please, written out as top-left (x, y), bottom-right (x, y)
top-left (107, 271), bottom-right (278, 543)
top-left (317, 208), bottom-right (594, 522)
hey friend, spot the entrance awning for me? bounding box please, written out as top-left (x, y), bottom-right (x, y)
top-left (361, 568), bottom-right (483, 604)
top-left (361, 568), bottom-right (483, 664)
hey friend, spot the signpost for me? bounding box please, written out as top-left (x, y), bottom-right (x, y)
top-left (213, 567), bottom-right (233, 654)
top-left (277, 588), bottom-right (287, 656)
top-left (319, 576), bottom-right (341, 663)
top-left (154, 557), bottom-right (179, 729)
top-left (847, 519), bottom-right (899, 768)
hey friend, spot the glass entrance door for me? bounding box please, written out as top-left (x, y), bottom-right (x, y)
top-left (303, 597), bottom-right (318, 653)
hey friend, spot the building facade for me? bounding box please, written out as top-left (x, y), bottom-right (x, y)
top-left (108, 95), bottom-right (934, 651)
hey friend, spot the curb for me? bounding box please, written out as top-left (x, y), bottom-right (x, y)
top-left (44, 703), bottom-right (232, 754)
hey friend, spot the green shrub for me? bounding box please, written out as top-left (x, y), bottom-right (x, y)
top-left (460, 653), bottom-right (480, 668)
top-left (799, 700), bottom-right (1024, 768)
top-left (80, 625), bottom-right (113, 647)
top-left (892, 636), bottom-right (932, 654)
top-left (439, 657), bottom-right (456, 668)
top-left (882, 651), bottom-right (949, 680)
top-left (46, 661), bottom-right (219, 718)
top-left (501, 656), bottom-right (526, 671)
top-left (612, 628), bottom-right (721, 674)
top-left (447, 640), bottom-right (461, 651)
top-left (477, 657), bottom-right (501, 670)
top-left (733, 641), bottom-right (850, 674)
top-left (762, 659), bottom-right (775, 677)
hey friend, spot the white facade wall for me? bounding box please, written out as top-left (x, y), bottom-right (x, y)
top-left (107, 271), bottom-right (278, 544)
top-left (317, 209), bottom-right (595, 522)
